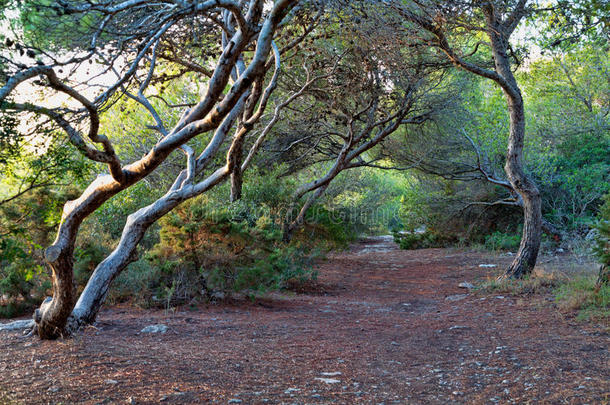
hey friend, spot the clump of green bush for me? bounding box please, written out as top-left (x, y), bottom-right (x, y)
top-left (130, 191), bottom-right (320, 307)
top-left (476, 274), bottom-right (561, 295)
top-left (392, 230), bottom-right (452, 250)
top-left (484, 229), bottom-right (522, 251)
top-left (594, 192), bottom-right (609, 286)
top-left (555, 276), bottom-right (609, 321)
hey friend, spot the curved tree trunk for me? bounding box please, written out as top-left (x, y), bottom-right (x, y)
top-left (498, 95), bottom-right (542, 280)
top-left (487, 11), bottom-right (542, 279)
top-left (69, 166), bottom-right (230, 329)
top-left (35, 175), bottom-right (127, 339)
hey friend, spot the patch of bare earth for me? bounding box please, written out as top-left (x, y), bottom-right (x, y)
top-left (1, 237), bottom-right (608, 404)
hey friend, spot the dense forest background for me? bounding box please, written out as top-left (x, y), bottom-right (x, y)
top-left (0, 0), bottom-right (608, 326)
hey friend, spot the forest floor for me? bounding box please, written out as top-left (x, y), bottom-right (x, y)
top-left (0, 237), bottom-right (608, 404)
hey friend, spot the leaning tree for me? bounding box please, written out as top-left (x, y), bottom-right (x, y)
top-left (258, 5), bottom-right (449, 241)
top-left (390, 0), bottom-right (544, 279)
top-left (0, 0), bottom-right (321, 339)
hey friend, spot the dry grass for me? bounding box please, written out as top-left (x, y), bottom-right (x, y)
top-left (476, 271), bottom-right (565, 296)
top-left (555, 275), bottom-right (610, 322)
top-left (475, 261), bottom-right (609, 323)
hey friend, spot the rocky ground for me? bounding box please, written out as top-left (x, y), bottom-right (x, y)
top-left (0, 237), bottom-right (608, 404)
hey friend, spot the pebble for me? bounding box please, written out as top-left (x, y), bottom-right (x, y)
top-left (458, 282), bottom-right (475, 289)
top-left (141, 324), bottom-right (168, 334)
top-left (315, 378), bottom-right (341, 384)
top-left (228, 400), bottom-right (242, 404)
top-left (445, 294), bottom-right (467, 302)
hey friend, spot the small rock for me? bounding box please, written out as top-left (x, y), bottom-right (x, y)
top-left (284, 388), bottom-right (300, 394)
top-left (141, 324), bottom-right (168, 334)
top-left (479, 264), bottom-right (497, 268)
top-left (105, 379), bottom-right (119, 385)
top-left (449, 325), bottom-right (469, 330)
top-left (321, 372), bottom-right (342, 376)
top-left (211, 291), bottom-right (226, 300)
top-left (391, 341), bottom-right (400, 346)
top-left (48, 386), bottom-right (60, 393)
top-left (458, 282), bottom-right (475, 289)
top-left (228, 399), bottom-right (242, 404)
top-left (445, 294), bottom-right (467, 302)
top-left (315, 378), bottom-right (341, 384)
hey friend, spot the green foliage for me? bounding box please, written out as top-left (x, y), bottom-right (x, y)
top-left (393, 45), bottom-right (609, 245)
top-left (131, 173), bottom-right (322, 307)
top-left (477, 275), bottom-right (561, 296)
top-left (484, 228), bottom-right (522, 251)
top-left (0, 187), bottom-right (71, 317)
top-left (594, 192), bottom-right (610, 268)
top-left (393, 230), bottom-right (452, 250)
top-left (533, 0), bottom-right (610, 51)
top-left (555, 276), bottom-right (610, 321)
top-left (0, 120), bottom-right (92, 317)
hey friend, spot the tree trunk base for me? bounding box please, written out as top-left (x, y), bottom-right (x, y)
top-left (597, 264), bottom-right (609, 288)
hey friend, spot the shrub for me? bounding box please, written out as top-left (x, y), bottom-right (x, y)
top-left (302, 204), bottom-right (359, 248)
top-left (593, 192), bottom-right (609, 285)
top-left (477, 274), bottom-right (560, 295)
top-left (555, 276), bottom-right (610, 321)
top-left (484, 229), bottom-right (522, 251)
top-left (393, 230), bottom-right (453, 250)
top-left (143, 185), bottom-right (320, 307)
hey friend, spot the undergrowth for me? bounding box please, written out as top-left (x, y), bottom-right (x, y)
top-left (476, 272), bottom-right (609, 322)
top-left (555, 276), bottom-right (609, 322)
top-left (476, 274), bottom-right (562, 295)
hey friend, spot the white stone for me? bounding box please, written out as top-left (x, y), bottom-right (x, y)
top-left (140, 324), bottom-right (168, 333)
top-left (315, 378), bottom-right (341, 384)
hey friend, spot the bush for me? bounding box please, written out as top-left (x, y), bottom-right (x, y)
top-left (393, 230), bottom-right (452, 250)
top-left (477, 275), bottom-right (560, 295)
top-left (555, 276), bottom-right (610, 321)
top-left (594, 193), bottom-right (610, 266)
top-left (484, 229), bottom-right (522, 251)
top-left (142, 184), bottom-right (320, 307)
top-left (0, 188), bottom-right (75, 318)
top-left (594, 192), bottom-right (610, 285)
top-left (301, 204), bottom-right (359, 248)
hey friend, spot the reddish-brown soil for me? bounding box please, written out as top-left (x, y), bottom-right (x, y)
top-left (1, 237), bottom-right (608, 404)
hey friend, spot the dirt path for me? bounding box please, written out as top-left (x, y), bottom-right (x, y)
top-left (1, 238), bottom-right (608, 404)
